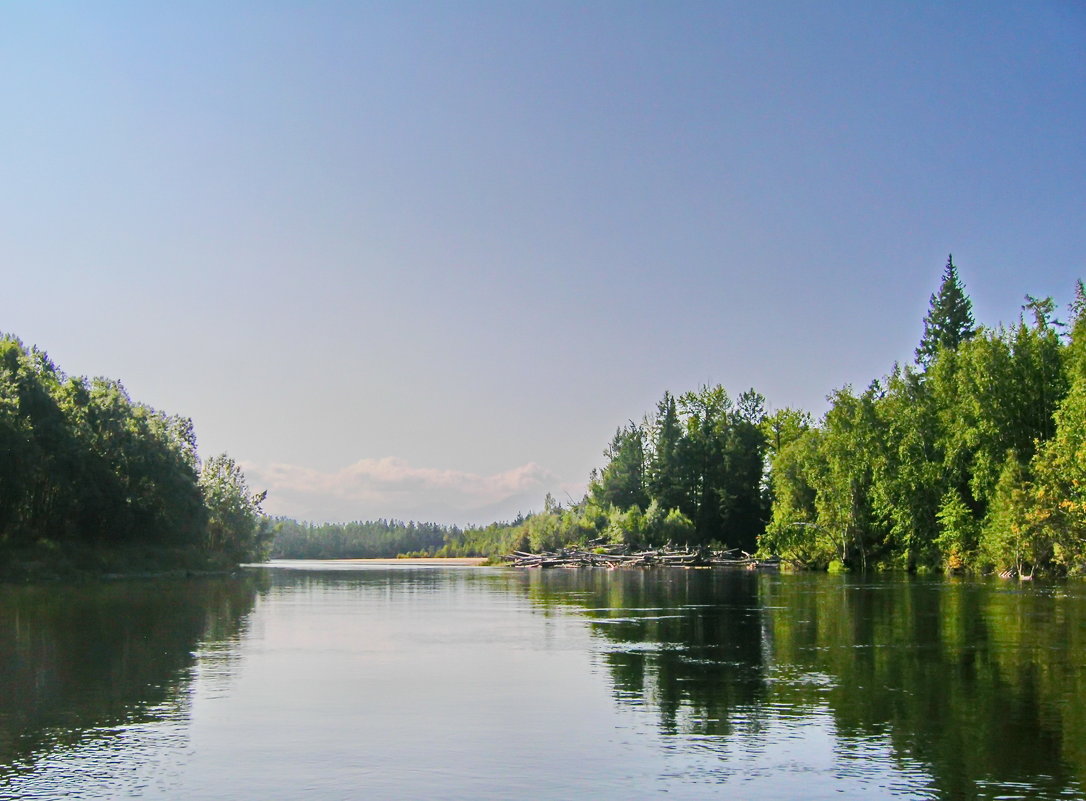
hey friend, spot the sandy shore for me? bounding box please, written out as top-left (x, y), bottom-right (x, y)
top-left (322, 557), bottom-right (489, 566)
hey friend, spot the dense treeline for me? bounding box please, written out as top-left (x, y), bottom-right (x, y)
top-left (0, 335), bottom-right (269, 573)
top-left (265, 257), bottom-right (1085, 576)
top-left (438, 258), bottom-right (1086, 576)
top-left (763, 259), bottom-right (1086, 576)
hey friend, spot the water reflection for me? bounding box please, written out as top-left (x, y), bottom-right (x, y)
top-left (0, 576), bottom-right (261, 788)
top-left (4, 565), bottom-right (1085, 800)
top-left (516, 569), bottom-right (1086, 800)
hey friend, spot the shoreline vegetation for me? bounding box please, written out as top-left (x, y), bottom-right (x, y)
top-left (6, 257), bottom-right (1086, 580)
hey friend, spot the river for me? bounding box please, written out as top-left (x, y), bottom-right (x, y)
top-left (2, 563), bottom-right (1083, 800)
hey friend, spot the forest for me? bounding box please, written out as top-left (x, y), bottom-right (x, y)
top-left (0, 335), bottom-right (270, 576)
top-left (7, 259), bottom-right (1085, 578)
top-left (273, 258), bottom-right (1086, 578)
top-left (569, 258), bottom-right (1085, 577)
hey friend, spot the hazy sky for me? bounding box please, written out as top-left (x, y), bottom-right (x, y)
top-left (3, 2), bottom-right (1084, 524)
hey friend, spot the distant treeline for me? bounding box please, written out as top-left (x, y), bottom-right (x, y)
top-left (270, 257), bottom-right (1086, 577)
top-left (270, 518), bottom-right (456, 558)
top-left (269, 517), bottom-right (529, 559)
top-left (0, 335), bottom-right (269, 574)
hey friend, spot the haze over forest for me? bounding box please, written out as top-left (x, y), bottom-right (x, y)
top-left (3, 2), bottom-right (1083, 524)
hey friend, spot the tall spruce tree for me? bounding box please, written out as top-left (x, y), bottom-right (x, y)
top-left (916, 255), bottom-right (976, 367)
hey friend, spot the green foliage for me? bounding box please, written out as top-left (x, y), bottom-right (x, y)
top-left (978, 451), bottom-right (1048, 576)
top-left (641, 499), bottom-right (694, 545)
top-left (200, 455), bottom-right (271, 563)
top-left (934, 488), bottom-right (977, 572)
top-left (808, 387), bottom-right (880, 569)
top-left (586, 384), bottom-right (769, 550)
top-left (933, 312), bottom-right (1065, 514)
top-left (868, 367), bottom-right (942, 569)
top-left (662, 506), bottom-right (695, 542)
top-left (591, 423), bottom-right (648, 511)
top-left (604, 505), bottom-right (644, 546)
top-left (760, 407), bottom-right (812, 456)
top-left (1065, 280), bottom-right (1086, 383)
top-left (1030, 375), bottom-right (1086, 571)
top-left (760, 430), bottom-right (831, 566)
top-left (647, 392), bottom-right (685, 514)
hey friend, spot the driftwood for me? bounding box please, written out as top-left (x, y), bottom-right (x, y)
top-left (504, 545), bottom-right (781, 570)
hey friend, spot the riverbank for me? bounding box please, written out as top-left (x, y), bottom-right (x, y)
top-left (257, 557), bottom-right (490, 569)
top-left (353, 557), bottom-right (488, 565)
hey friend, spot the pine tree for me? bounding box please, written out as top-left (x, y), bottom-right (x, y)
top-left (916, 255), bottom-right (976, 367)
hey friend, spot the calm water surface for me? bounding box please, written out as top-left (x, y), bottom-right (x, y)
top-left (2, 564), bottom-right (1085, 800)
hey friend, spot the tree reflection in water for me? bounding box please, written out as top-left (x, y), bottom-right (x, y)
top-left (517, 568), bottom-right (1086, 800)
top-left (0, 575), bottom-right (262, 785)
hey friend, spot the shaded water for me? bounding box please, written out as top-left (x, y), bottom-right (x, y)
top-left (2, 564), bottom-right (1084, 799)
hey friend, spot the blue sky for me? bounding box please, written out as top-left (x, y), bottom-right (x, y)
top-left (2, 2), bottom-right (1084, 524)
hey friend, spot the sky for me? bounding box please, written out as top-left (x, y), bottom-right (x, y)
top-left (2, 1), bottom-right (1084, 525)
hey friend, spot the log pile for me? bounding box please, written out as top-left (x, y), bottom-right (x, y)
top-left (504, 545), bottom-right (781, 570)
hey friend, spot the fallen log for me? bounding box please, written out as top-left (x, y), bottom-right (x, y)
top-left (504, 546), bottom-right (782, 570)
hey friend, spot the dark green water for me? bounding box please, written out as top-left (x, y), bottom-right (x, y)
top-left (2, 563), bottom-right (1084, 799)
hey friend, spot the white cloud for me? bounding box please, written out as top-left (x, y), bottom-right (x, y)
top-left (240, 457), bottom-right (571, 525)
